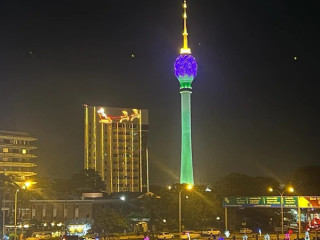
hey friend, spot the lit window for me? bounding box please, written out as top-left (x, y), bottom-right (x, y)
top-left (22, 149), bottom-right (27, 154)
top-left (3, 148), bottom-right (8, 153)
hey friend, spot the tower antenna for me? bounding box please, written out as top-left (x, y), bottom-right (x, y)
top-left (180, 0), bottom-right (191, 54)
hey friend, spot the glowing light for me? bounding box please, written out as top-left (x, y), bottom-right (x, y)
top-left (285, 233), bottom-right (290, 240)
top-left (97, 108), bottom-right (112, 123)
top-left (175, 0), bottom-right (197, 185)
top-left (130, 109), bottom-right (140, 121)
top-left (268, 187), bottom-right (273, 192)
top-left (179, 89), bottom-right (194, 185)
top-left (23, 224), bottom-right (29, 228)
top-left (205, 187), bottom-right (212, 192)
top-left (120, 195), bottom-right (126, 201)
top-left (67, 224), bottom-right (91, 236)
top-left (119, 111), bottom-right (129, 123)
top-left (225, 231), bottom-right (230, 238)
top-left (264, 234), bottom-right (270, 240)
top-left (216, 216), bottom-right (221, 220)
top-left (288, 186), bottom-right (294, 193)
top-left (168, 185), bottom-right (172, 190)
top-left (187, 184), bottom-right (193, 190)
top-left (180, 0), bottom-right (191, 54)
top-left (305, 231), bottom-right (310, 240)
top-left (163, 219), bottom-right (167, 223)
top-left (98, 108), bottom-right (140, 123)
top-left (57, 223), bottom-right (63, 227)
top-left (174, 55), bottom-right (198, 81)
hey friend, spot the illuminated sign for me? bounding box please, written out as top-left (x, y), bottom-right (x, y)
top-left (67, 224), bottom-right (91, 236)
top-left (223, 196), bottom-right (299, 208)
top-left (298, 196), bottom-right (320, 208)
top-left (97, 108), bottom-right (140, 124)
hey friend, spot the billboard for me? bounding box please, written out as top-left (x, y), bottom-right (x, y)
top-left (298, 196), bottom-right (320, 208)
top-left (223, 196), bottom-right (299, 208)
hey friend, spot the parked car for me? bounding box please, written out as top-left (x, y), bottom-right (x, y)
top-left (202, 228), bottom-right (221, 236)
top-left (180, 231), bottom-right (201, 239)
top-left (157, 232), bottom-right (174, 239)
top-left (239, 228), bottom-right (252, 234)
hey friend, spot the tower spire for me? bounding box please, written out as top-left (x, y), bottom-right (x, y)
top-left (180, 0), bottom-right (191, 54)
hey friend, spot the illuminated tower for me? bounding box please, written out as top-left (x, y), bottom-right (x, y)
top-left (174, 0), bottom-right (197, 185)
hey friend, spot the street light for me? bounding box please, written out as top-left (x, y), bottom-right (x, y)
top-left (14, 181), bottom-right (33, 240)
top-left (268, 185), bottom-right (294, 234)
top-left (120, 195), bottom-right (126, 216)
top-left (179, 184), bottom-right (193, 236)
top-left (14, 189), bottom-right (19, 240)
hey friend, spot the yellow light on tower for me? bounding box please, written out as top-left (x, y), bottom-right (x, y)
top-left (268, 187), bottom-right (273, 192)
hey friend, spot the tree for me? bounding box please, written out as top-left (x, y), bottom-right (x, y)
top-left (71, 169), bottom-right (106, 194)
top-left (93, 208), bottom-right (129, 234)
top-left (137, 192), bottom-right (161, 229)
top-left (214, 173), bottom-right (279, 197)
top-left (0, 174), bottom-right (18, 192)
top-left (290, 165), bottom-right (320, 195)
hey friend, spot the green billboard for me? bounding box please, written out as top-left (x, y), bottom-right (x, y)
top-left (223, 196), bottom-right (298, 208)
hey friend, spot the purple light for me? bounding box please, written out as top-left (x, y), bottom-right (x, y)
top-left (174, 54), bottom-right (198, 79)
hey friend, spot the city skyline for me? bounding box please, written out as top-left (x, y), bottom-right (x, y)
top-left (0, 0), bottom-right (319, 185)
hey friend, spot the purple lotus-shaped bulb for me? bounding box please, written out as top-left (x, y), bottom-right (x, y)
top-left (174, 54), bottom-right (198, 79)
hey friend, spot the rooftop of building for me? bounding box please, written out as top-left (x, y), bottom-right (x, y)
top-left (0, 129), bottom-right (37, 141)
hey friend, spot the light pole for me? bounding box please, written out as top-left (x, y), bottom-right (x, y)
top-left (268, 186), bottom-right (294, 234)
top-left (178, 184), bottom-right (192, 235)
top-left (14, 181), bottom-right (33, 240)
top-left (14, 189), bottom-right (19, 240)
top-left (120, 195), bottom-right (126, 216)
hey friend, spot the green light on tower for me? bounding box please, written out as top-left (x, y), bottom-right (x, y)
top-left (174, 0), bottom-right (198, 185)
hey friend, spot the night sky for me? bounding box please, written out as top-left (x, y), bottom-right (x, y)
top-left (1, 0), bottom-right (319, 185)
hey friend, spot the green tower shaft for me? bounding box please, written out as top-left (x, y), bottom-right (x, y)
top-left (180, 88), bottom-right (194, 185)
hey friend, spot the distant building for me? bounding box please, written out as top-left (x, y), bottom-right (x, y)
top-left (0, 130), bottom-right (37, 185)
top-left (83, 105), bottom-right (149, 193)
top-left (30, 199), bottom-right (94, 223)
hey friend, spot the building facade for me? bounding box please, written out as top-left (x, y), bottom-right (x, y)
top-left (83, 105), bottom-right (149, 193)
top-left (0, 130), bottom-right (37, 185)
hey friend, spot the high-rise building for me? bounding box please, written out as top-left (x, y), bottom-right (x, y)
top-left (174, 0), bottom-right (198, 185)
top-left (83, 105), bottom-right (149, 193)
top-left (0, 130), bottom-right (37, 185)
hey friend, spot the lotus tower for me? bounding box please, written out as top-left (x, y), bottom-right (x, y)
top-left (174, 0), bottom-right (198, 185)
